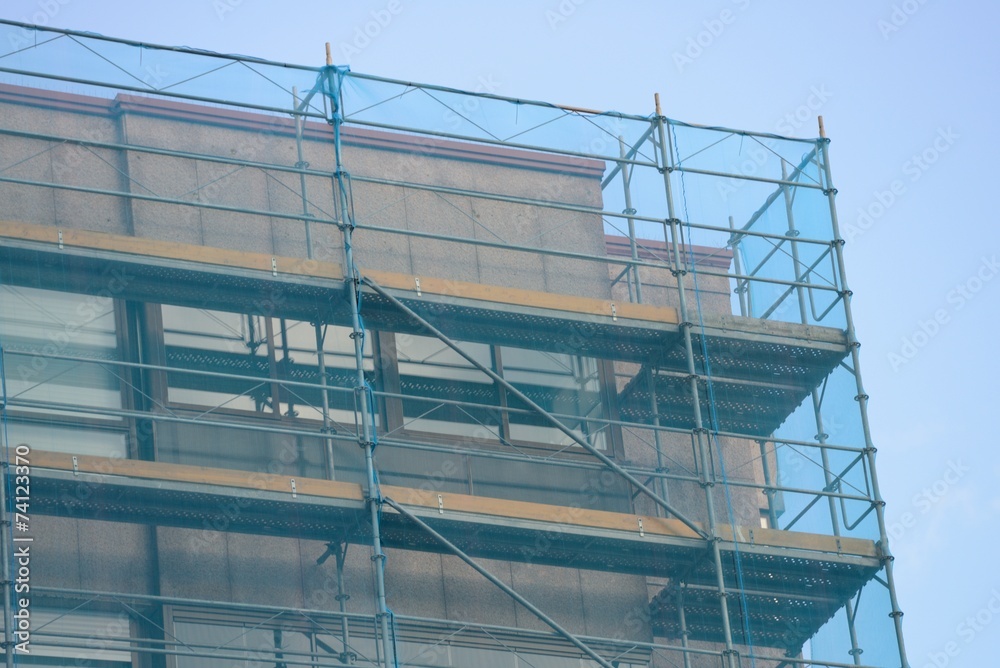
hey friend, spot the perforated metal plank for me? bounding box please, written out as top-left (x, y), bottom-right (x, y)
top-left (357, 288), bottom-right (683, 362)
top-left (650, 583), bottom-right (844, 650)
top-left (0, 240), bottom-right (352, 321)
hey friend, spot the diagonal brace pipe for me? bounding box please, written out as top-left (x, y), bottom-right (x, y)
top-left (382, 496), bottom-right (615, 668)
top-left (362, 276), bottom-right (710, 540)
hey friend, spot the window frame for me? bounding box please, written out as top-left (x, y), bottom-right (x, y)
top-left (376, 331), bottom-right (626, 461)
top-left (0, 284), bottom-right (135, 459)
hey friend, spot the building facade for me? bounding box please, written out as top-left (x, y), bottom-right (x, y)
top-left (0, 21), bottom-right (909, 668)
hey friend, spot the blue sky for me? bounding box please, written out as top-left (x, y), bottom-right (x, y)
top-left (2, 1), bottom-right (997, 666)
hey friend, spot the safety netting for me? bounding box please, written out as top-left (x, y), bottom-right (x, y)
top-left (0, 19), bottom-right (906, 668)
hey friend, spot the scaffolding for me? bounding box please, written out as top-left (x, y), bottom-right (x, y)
top-left (0, 20), bottom-right (908, 668)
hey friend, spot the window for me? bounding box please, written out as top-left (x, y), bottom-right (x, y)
top-left (145, 308), bottom-right (631, 508)
top-left (150, 305), bottom-right (375, 479)
top-left (3, 607), bottom-right (134, 668)
top-left (0, 285), bottom-right (128, 457)
top-left (161, 305), bottom-right (372, 429)
top-left (154, 308), bottom-right (619, 457)
top-left (381, 333), bottom-right (619, 456)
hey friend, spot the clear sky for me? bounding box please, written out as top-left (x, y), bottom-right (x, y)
top-left (2, 1), bottom-right (997, 666)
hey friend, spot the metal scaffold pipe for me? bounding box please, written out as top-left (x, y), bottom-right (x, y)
top-left (618, 135), bottom-right (643, 303)
top-left (654, 92), bottom-right (740, 668)
top-left (326, 63), bottom-right (395, 668)
top-left (817, 116), bottom-right (910, 668)
top-left (0, 349), bottom-right (14, 668)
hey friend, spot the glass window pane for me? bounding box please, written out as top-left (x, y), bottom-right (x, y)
top-left (26, 607), bottom-right (132, 662)
top-left (396, 334), bottom-right (500, 440)
top-left (4, 421), bottom-right (127, 458)
top-left (501, 346), bottom-right (607, 450)
top-left (162, 305), bottom-right (271, 413)
top-left (0, 285), bottom-right (122, 416)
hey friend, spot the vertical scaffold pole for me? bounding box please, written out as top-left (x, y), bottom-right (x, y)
top-left (314, 324), bottom-right (337, 480)
top-left (646, 369), bottom-right (669, 516)
top-left (727, 216), bottom-right (748, 317)
top-left (293, 86), bottom-right (313, 260)
top-left (618, 136), bottom-right (643, 304)
top-left (653, 95), bottom-right (739, 668)
top-left (334, 543), bottom-right (355, 664)
top-left (325, 62), bottom-right (396, 668)
top-left (757, 440), bottom-right (779, 530)
top-left (817, 117), bottom-right (909, 668)
top-left (782, 159), bottom-right (864, 662)
top-left (0, 349), bottom-right (14, 668)
top-left (676, 586), bottom-right (693, 668)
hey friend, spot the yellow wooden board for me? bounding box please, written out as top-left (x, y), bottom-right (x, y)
top-left (364, 269), bottom-right (679, 324)
top-left (0, 219), bottom-right (344, 280)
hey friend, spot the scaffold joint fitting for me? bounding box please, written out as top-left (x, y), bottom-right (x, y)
top-left (623, 207), bottom-right (637, 216)
top-left (854, 393), bottom-right (869, 402)
top-left (822, 188), bottom-right (838, 196)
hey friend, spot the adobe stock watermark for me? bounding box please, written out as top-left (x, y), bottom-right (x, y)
top-left (878, 0), bottom-right (932, 40)
top-left (775, 85), bottom-right (833, 136)
top-left (716, 84), bottom-right (832, 203)
top-left (842, 127), bottom-right (957, 243)
top-left (6, 0), bottom-right (72, 49)
top-left (212, 0), bottom-right (244, 21)
top-left (885, 459), bottom-right (968, 542)
top-left (545, 0), bottom-right (588, 31)
top-left (921, 588), bottom-right (1000, 668)
top-left (888, 254), bottom-right (998, 371)
top-left (337, 0), bottom-right (404, 63)
top-left (441, 74), bottom-right (502, 132)
top-left (673, 0), bottom-right (752, 73)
